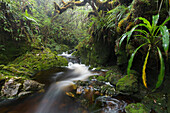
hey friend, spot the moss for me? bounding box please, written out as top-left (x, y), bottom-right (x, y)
top-left (88, 66), bottom-right (93, 70)
top-left (105, 71), bottom-right (122, 85)
top-left (0, 40), bottom-right (32, 65)
top-left (142, 92), bottom-right (167, 113)
top-left (0, 48), bottom-right (68, 79)
top-left (95, 67), bottom-right (102, 71)
top-left (116, 74), bottom-right (138, 94)
top-left (125, 103), bottom-right (150, 113)
top-left (0, 65), bottom-right (5, 69)
top-left (96, 76), bottom-right (105, 81)
top-left (0, 48), bottom-right (67, 99)
top-left (75, 39), bottom-right (115, 66)
top-left (104, 66), bottom-right (123, 85)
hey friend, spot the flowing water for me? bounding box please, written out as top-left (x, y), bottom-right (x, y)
top-left (35, 62), bottom-right (93, 113)
top-left (0, 51), bottom-right (129, 113)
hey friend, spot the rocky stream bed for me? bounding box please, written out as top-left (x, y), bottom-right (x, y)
top-left (0, 49), bottom-right (169, 113)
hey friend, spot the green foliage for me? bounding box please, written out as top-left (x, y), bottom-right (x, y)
top-left (106, 5), bottom-right (130, 29)
top-left (119, 14), bottom-right (170, 91)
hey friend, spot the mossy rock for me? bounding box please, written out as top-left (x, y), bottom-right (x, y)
top-left (96, 76), bottom-right (105, 81)
top-left (125, 103), bottom-right (150, 113)
top-left (95, 67), bottom-right (102, 71)
top-left (88, 66), bottom-right (93, 70)
top-left (116, 74), bottom-right (138, 95)
top-left (0, 48), bottom-right (68, 79)
top-left (142, 92), bottom-right (168, 113)
top-left (105, 66), bottom-right (123, 85)
top-left (105, 71), bottom-right (122, 85)
top-left (116, 50), bottom-right (128, 66)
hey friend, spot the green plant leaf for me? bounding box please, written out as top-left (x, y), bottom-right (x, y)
top-left (127, 43), bottom-right (148, 76)
top-left (161, 16), bottom-right (170, 25)
top-left (152, 47), bottom-right (165, 92)
top-left (142, 45), bottom-right (151, 88)
top-left (138, 23), bottom-right (151, 32)
top-left (152, 14), bottom-right (159, 28)
top-left (134, 35), bottom-right (148, 39)
top-left (134, 29), bottom-right (148, 36)
top-left (160, 25), bottom-right (169, 56)
top-left (119, 32), bottom-right (129, 48)
top-left (127, 25), bottom-right (139, 44)
top-left (138, 17), bottom-right (152, 30)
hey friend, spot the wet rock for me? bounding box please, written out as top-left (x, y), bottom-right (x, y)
top-left (95, 96), bottom-right (127, 113)
top-left (1, 78), bottom-right (22, 98)
top-left (23, 80), bottom-right (44, 91)
top-left (76, 86), bottom-right (84, 94)
top-left (0, 77), bottom-right (44, 99)
top-left (75, 79), bottom-right (117, 97)
top-left (125, 103), bottom-right (150, 113)
top-left (18, 91), bottom-right (32, 98)
top-left (100, 85), bottom-right (117, 96)
top-left (116, 74), bottom-right (138, 95)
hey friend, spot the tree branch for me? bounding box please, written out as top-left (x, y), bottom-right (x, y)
top-left (54, 0), bottom-right (119, 15)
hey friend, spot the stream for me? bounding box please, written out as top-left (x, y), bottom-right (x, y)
top-left (0, 52), bottom-right (129, 113)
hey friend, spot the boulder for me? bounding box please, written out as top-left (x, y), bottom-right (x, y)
top-left (0, 78), bottom-right (44, 99)
top-left (116, 74), bottom-right (138, 95)
top-left (1, 78), bottom-right (22, 98)
top-left (105, 70), bottom-right (122, 85)
top-left (104, 66), bottom-right (123, 85)
top-left (23, 80), bottom-right (44, 91)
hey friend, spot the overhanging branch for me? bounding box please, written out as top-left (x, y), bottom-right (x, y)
top-left (54, 0), bottom-right (119, 15)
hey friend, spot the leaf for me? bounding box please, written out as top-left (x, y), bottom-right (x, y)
top-left (152, 47), bottom-right (165, 92)
top-left (127, 25), bottom-right (139, 44)
top-left (152, 14), bottom-right (159, 28)
top-left (138, 23), bottom-right (151, 32)
top-left (142, 45), bottom-right (151, 88)
top-left (160, 25), bottom-right (169, 57)
top-left (25, 16), bottom-right (38, 25)
top-left (138, 17), bottom-right (152, 30)
top-left (134, 35), bottom-right (150, 43)
top-left (127, 43), bottom-right (148, 76)
top-left (161, 16), bottom-right (170, 25)
top-left (119, 32), bottom-right (129, 48)
top-left (134, 29), bottom-right (148, 36)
